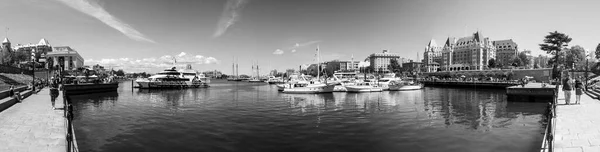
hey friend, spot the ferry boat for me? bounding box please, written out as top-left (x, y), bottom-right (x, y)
top-left (135, 65), bottom-right (209, 89)
top-left (388, 78), bottom-right (423, 91)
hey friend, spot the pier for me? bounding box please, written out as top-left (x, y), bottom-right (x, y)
top-left (422, 80), bottom-right (520, 88)
top-left (551, 88), bottom-right (600, 151)
top-left (0, 89), bottom-right (68, 152)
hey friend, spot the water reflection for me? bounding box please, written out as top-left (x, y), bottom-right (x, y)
top-left (72, 81), bottom-right (546, 152)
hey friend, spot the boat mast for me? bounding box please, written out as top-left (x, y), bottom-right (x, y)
top-left (317, 45), bottom-right (320, 81)
top-left (232, 56), bottom-right (235, 78)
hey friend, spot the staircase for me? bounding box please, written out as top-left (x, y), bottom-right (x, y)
top-left (585, 88), bottom-right (600, 99)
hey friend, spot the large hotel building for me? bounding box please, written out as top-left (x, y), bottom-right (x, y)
top-left (423, 31), bottom-right (518, 72)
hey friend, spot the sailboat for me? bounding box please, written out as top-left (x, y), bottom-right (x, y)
top-left (282, 45), bottom-right (335, 93)
top-left (248, 61), bottom-right (263, 83)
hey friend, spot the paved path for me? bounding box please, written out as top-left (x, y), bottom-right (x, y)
top-left (554, 88), bottom-right (600, 152)
top-left (0, 88), bottom-right (65, 152)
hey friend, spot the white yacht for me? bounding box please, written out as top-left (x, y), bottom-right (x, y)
top-left (135, 65), bottom-right (210, 89)
top-left (388, 78), bottom-right (423, 91)
top-left (345, 80), bottom-right (383, 92)
top-left (377, 73), bottom-right (401, 90)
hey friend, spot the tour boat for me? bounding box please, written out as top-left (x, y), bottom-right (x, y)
top-left (135, 65), bottom-right (210, 89)
top-left (388, 79), bottom-right (423, 91)
top-left (344, 81), bottom-right (383, 92)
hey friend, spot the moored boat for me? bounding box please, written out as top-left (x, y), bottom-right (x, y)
top-left (282, 83), bottom-right (335, 94)
top-left (388, 79), bottom-right (423, 91)
top-left (135, 66), bottom-right (210, 89)
top-left (345, 81), bottom-right (383, 92)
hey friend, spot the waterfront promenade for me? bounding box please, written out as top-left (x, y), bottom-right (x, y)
top-left (554, 88), bottom-right (600, 152)
top-left (0, 89), bottom-right (65, 152)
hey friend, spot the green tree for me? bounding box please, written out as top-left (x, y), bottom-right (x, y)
top-left (539, 31), bottom-right (572, 78)
top-left (566, 45), bottom-right (586, 70)
top-left (595, 43), bottom-right (600, 60)
top-left (511, 56), bottom-right (522, 67)
top-left (387, 59), bottom-right (402, 74)
top-left (488, 58), bottom-right (496, 68)
top-left (518, 51), bottom-right (531, 68)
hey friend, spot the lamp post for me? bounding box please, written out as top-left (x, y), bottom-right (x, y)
top-left (586, 50), bottom-right (590, 90)
top-left (31, 52), bottom-right (36, 91)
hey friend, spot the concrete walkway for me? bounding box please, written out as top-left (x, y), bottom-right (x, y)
top-left (0, 88), bottom-right (65, 152)
top-left (554, 88), bottom-right (600, 152)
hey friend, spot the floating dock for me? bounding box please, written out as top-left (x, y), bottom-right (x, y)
top-left (422, 80), bottom-right (520, 88)
top-left (506, 83), bottom-right (556, 102)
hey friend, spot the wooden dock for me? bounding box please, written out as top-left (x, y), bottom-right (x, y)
top-left (506, 83), bottom-right (556, 102)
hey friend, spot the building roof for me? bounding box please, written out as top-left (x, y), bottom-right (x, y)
top-left (2, 37), bottom-right (9, 43)
top-left (444, 37), bottom-right (456, 47)
top-left (38, 38), bottom-right (50, 46)
top-left (427, 39), bottom-right (437, 47)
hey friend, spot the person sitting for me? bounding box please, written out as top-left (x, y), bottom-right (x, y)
top-left (8, 86), bottom-right (22, 102)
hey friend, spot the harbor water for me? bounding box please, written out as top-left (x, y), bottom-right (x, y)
top-left (71, 80), bottom-right (547, 152)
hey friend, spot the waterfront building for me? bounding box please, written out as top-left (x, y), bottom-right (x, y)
top-left (521, 49), bottom-right (533, 68)
top-left (534, 55), bottom-right (550, 68)
top-left (14, 38), bottom-right (53, 68)
top-left (423, 39), bottom-right (443, 72)
top-left (401, 60), bottom-right (423, 75)
top-left (492, 39), bottom-right (518, 67)
top-left (435, 31), bottom-right (496, 71)
top-left (367, 50), bottom-right (401, 73)
top-left (324, 60), bottom-right (360, 74)
top-left (46, 46), bottom-right (84, 71)
top-left (0, 38), bottom-right (12, 64)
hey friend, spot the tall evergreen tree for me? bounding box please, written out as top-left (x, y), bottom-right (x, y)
top-left (539, 31), bottom-right (572, 78)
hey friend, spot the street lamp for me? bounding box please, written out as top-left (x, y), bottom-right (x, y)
top-left (586, 50), bottom-right (590, 90)
top-left (31, 52), bottom-right (36, 91)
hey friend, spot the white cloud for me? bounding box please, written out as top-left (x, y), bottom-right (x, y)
top-left (54, 0), bottom-right (155, 43)
top-left (291, 49), bottom-right (296, 53)
top-left (86, 52), bottom-right (219, 72)
top-left (213, 0), bottom-right (248, 38)
top-left (273, 49), bottom-right (284, 55)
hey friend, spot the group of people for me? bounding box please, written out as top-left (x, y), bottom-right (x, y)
top-left (562, 74), bottom-right (585, 105)
top-left (5, 76), bottom-right (61, 110)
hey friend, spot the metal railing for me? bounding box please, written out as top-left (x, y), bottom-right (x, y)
top-left (540, 84), bottom-right (558, 152)
top-left (63, 90), bottom-right (79, 152)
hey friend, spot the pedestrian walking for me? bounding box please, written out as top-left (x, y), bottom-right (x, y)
top-left (562, 75), bottom-right (573, 105)
top-left (50, 77), bottom-right (60, 110)
top-left (575, 79), bottom-right (583, 104)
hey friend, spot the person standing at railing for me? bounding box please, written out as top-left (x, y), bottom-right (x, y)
top-left (562, 75), bottom-right (573, 105)
top-left (575, 79), bottom-right (583, 104)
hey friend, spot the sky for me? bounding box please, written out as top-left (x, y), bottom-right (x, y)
top-left (1, 0), bottom-right (599, 74)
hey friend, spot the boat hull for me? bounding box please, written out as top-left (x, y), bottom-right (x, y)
top-left (388, 84), bottom-right (423, 91)
top-left (63, 83), bottom-right (119, 96)
top-left (282, 85), bottom-right (335, 94)
top-left (136, 81), bottom-right (209, 89)
top-left (345, 86), bottom-right (383, 92)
